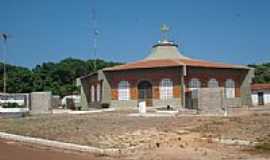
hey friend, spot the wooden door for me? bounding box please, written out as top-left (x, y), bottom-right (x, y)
top-left (258, 92), bottom-right (264, 105)
top-left (138, 81), bottom-right (153, 106)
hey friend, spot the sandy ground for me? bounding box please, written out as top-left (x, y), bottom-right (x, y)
top-left (0, 139), bottom-right (268, 160)
top-left (0, 139), bottom-right (110, 160)
top-left (0, 106), bottom-right (270, 159)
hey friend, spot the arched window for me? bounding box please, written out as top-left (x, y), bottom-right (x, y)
top-left (225, 79), bottom-right (235, 98)
top-left (189, 78), bottom-right (201, 89)
top-left (96, 83), bottom-right (100, 101)
top-left (91, 85), bottom-right (95, 102)
top-left (208, 78), bottom-right (219, 88)
top-left (160, 79), bottom-right (173, 100)
top-left (118, 81), bottom-right (130, 100)
top-left (189, 78), bottom-right (201, 98)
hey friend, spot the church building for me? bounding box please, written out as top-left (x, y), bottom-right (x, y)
top-left (78, 26), bottom-right (254, 112)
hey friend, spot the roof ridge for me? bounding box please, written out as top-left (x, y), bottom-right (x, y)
top-left (181, 58), bottom-right (250, 69)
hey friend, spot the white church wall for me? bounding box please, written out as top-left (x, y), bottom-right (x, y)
top-left (264, 90), bottom-right (270, 104)
top-left (251, 93), bottom-right (258, 106)
top-left (251, 90), bottom-right (270, 106)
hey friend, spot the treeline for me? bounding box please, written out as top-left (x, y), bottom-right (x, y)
top-left (0, 58), bottom-right (122, 96)
top-left (248, 63), bottom-right (270, 84)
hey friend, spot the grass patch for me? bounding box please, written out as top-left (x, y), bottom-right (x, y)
top-left (254, 136), bottom-right (270, 154)
top-left (211, 119), bottom-right (225, 125)
top-left (255, 142), bottom-right (270, 152)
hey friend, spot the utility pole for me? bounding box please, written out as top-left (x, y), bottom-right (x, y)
top-left (91, 3), bottom-right (99, 72)
top-left (0, 33), bottom-right (9, 93)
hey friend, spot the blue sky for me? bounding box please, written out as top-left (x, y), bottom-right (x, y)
top-left (0, 0), bottom-right (269, 68)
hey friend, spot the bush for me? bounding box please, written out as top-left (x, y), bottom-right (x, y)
top-left (101, 103), bottom-right (110, 108)
top-left (255, 136), bottom-right (270, 153)
top-left (255, 142), bottom-right (270, 152)
top-left (2, 103), bottom-right (25, 108)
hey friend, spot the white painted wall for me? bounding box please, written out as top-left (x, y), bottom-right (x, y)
top-left (265, 91), bottom-right (270, 104)
top-left (252, 90), bottom-right (270, 106)
top-left (0, 108), bottom-right (29, 113)
top-left (251, 93), bottom-right (258, 106)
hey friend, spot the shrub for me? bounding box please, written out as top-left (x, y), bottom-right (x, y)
top-left (2, 103), bottom-right (25, 108)
top-left (255, 137), bottom-right (270, 153)
top-left (101, 103), bottom-right (110, 108)
top-left (255, 142), bottom-right (270, 152)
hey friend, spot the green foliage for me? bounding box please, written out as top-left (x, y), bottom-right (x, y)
top-left (255, 142), bottom-right (270, 152)
top-left (0, 63), bottom-right (33, 93)
top-left (255, 134), bottom-right (270, 153)
top-left (0, 58), bottom-right (122, 97)
top-left (248, 63), bottom-right (270, 83)
top-left (2, 103), bottom-right (25, 108)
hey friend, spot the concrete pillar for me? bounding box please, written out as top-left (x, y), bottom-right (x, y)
top-left (181, 65), bottom-right (186, 109)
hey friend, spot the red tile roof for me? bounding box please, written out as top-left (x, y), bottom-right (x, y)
top-left (251, 83), bottom-right (270, 91)
top-left (103, 58), bottom-right (249, 71)
top-left (180, 59), bottom-right (246, 69)
top-left (103, 59), bottom-right (183, 71)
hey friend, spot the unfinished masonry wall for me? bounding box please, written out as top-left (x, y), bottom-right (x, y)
top-left (197, 88), bottom-right (224, 114)
top-left (51, 95), bottom-right (61, 109)
top-left (30, 92), bottom-right (52, 114)
top-left (195, 88), bottom-right (242, 114)
top-left (224, 98), bottom-right (241, 108)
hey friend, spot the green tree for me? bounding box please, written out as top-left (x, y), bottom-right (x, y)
top-left (0, 63), bottom-right (33, 93)
top-left (248, 63), bottom-right (270, 83)
top-left (0, 58), bottom-right (122, 96)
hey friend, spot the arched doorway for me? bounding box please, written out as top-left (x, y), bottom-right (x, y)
top-left (138, 80), bottom-right (153, 106)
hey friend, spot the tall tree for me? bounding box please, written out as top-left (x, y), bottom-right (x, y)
top-left (0, 58), bottom-right (122, 96)
top-left (248, 63), bottom-right (270, 83)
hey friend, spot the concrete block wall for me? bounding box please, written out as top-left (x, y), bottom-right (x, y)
top-left (110, 100), bottom-right (137, 109)
top-left (240, 69), bottom-right (254, 106)
top-left (51, 95), bottom-right (61, 108)
top-left (224, 98), bottom-right (241, 108)
top-left (30, 92), bottom-right (52, 114)
top-left (197, 88), bottom-right (224, 114)
top-left (110, 98), bottom-right (182, 110)
top-left (76, 78), bottom-right (89, 110)
top-left (153, 98), bottom-right (182, 109)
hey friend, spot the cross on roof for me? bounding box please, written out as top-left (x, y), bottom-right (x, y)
top-left (160, 24), bottom-right (170, 41)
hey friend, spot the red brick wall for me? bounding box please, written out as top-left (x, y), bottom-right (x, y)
top-left (130, 87), bottom-right (138, 100)
top-left (111, 89), bottom-right (118, 100)
top-left (173, 85), bottom-right (181, 98)
top-left (184, 68), bottom-right (242, 97)
top-left (153, 85), bottom-right (160, 99)
top-left (173, 78), bottom-right (181, 98)
top-left (108, 67), bottom-right (245, 100)
top-left (111, 76), bottom-right (181, 100)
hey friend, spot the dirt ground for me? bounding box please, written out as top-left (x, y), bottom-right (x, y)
top-left (0, 139), bottom-right (105, 160)
top-left (0, 106), bottom-right (270, 160)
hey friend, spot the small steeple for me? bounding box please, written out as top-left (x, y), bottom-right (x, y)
top-left (144, 24), bottom-right (190, 60)
top-left (160, 24), bottom-right (170, 42)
